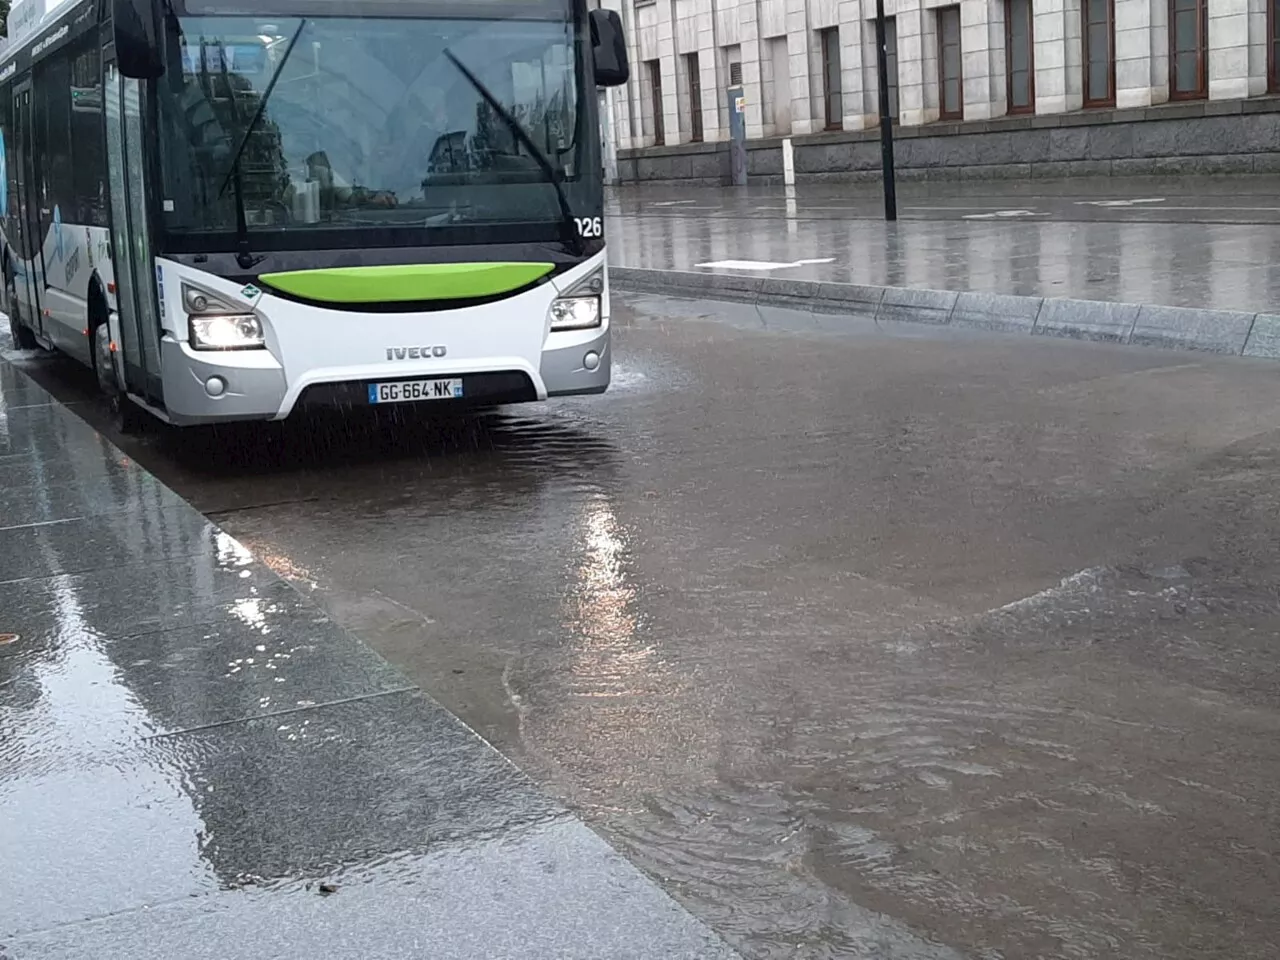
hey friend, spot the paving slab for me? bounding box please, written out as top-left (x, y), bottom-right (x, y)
top-left (0, 466), bottom-right (188, 526)
top-left (0, 397), bottom-right (102, 460)
top-left (950, 291), bottom-right (1045, 333)
top-left (878, 287), bottom-right (958, 325)
top-left (757, 276), bottom-right (824, 310)
top-left (7, 819), bottom-right (733, 960)
top-left (1129, 304), bottom-right (1257, 354)
top-left (0, 357), bottom-right (55, 409)
top-left (814, 281), bottom-right (885, 319)
top-left (0, 555), bottom-right (299, 636)
top-left (7, 583), bottom-right (411, 736)
top-left (1033, 297), bottom-right (1143, 343)
top-left (1243, 313), bottom-right (1280, 358)
top-left (0, 503), bottom-right (216, 583)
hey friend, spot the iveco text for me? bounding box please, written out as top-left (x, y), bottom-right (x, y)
top-left (387, 346), bottom-right (449, 360)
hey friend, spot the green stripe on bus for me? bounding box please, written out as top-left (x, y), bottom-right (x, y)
top-left (258, 262), bottom-right (555, 303)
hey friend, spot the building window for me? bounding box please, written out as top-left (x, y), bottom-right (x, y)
top-left (1169, 0), bottom-right (1207, 99)
top-left (647, 59), bottom-right (664, 146)
top-left (820, 27), bottom-right (843, 130)
top-left (1082, 0), bottom-right (1115, 107)
top-left (684, 53), bottom-right (703, 141)
top-left (1005, 0), bottom-right (1035, 113)
top-left (938, 6), bottom-right (963, 120)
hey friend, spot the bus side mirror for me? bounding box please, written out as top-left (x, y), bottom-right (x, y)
top-left (113, 0), bottom-right (165, 80)
top-left (589, 9), bottom-right (629, 88)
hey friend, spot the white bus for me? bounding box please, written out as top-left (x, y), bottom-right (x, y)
top-left (1, 0), bottom-right (628, 428)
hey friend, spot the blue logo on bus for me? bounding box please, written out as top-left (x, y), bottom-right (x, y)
top-left (53, 205), bottom-right (64, 261)
top-left (0, 131), bottom-right (7, 216)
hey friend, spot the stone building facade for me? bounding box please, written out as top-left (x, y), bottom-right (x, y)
top-left (599, 0), bottom-right (1280, 182)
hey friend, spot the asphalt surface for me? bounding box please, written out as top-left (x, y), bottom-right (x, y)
top-left (11, 293), bottom-right (1280, 960)
top-left (606, 179), bottom-right (1280, 314)
top-left (607, 175), bottom-right (1280, 224)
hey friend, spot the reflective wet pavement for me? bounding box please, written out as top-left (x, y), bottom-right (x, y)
top-left (11, 294), bottom-right (1280, 959)
top-left (606, 178), bottom-right (1280, 314)
top-left (0, 358), bottom-right (738, 958)
top-left (607, 175), bottom-right (1280, 224)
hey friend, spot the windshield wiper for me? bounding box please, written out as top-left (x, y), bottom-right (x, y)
top-left (215, 20), bottom-right (306, 268)
top-left (443, 49), bottom-right (584, 257)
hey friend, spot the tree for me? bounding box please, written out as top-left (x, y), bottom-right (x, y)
top-left (0, 1), bottom-right (10, 39)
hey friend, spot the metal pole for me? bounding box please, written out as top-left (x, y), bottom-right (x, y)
top-left (874, 0), bottom-right (898, 221)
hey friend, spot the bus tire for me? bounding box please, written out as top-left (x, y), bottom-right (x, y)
top-left (6, 273), bottom-right (38, 350)
top-left (91, 319), bottom-right (117, 395)
top-left (92, 319), bottom-right (148, 435)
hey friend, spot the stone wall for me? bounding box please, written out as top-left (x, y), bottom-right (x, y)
top-left (616, 97), bottom-right (1280, 183)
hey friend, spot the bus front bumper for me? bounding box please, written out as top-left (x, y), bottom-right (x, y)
top-left (160, 328), bottom-right (610, 424)
top-left (161, 337), bottom-right (288, 424)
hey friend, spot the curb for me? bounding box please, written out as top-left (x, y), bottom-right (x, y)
top-left (609, 267), bottom-right (1280, 360)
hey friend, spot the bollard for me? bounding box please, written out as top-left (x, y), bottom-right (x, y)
top-left (782, 137), bottom-right (795, 187)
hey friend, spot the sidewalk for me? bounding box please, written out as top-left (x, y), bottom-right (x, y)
top-left (0, 350), bottom-right (737, 958)
top-left (605, 185), bottom-right (1280, 358)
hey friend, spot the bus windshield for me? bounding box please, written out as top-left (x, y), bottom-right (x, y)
top-left (156, 12), bottom-right (590, 241)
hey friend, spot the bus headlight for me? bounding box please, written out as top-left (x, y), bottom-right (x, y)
top-left (189, 314), bottom-right (265, 350)
top-left (549, 296), bottom-right (601, 331)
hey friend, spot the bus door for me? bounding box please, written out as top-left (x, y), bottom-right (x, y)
top-left (102, 53), bottom-right (163, 403)
top-left (11, 83), bottom-right (45, 340)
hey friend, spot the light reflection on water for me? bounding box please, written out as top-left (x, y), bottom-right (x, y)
top-left (561, 496), bottom-right (651, 698)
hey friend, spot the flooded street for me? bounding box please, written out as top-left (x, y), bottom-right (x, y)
top-left (21, 296), bottom-right (1280, 959)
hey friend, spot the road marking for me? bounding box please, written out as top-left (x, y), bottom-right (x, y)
top-left (961, 209), bottom-right (1041, 220)
top-left (1099, 204), bottom-right (1280, 212)
top-left (696, 258), bottom-right (835, 271)
top-left (0, 516), bottom-right (86, 533)
top-left (650, 200), bottom-right (699, 206)
top-left (1074, 198), bottom-right (1166, 207)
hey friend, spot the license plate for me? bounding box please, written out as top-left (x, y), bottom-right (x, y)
top-left (367, 378), bottom-right (463, 405)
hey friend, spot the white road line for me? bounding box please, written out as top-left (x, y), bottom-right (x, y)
top-left (696, 258), bottom-right (835, 271)
top-left (1075, 198), bottom-right (1167, 207)
top-left (961, 210), bottom-right (1042, 220)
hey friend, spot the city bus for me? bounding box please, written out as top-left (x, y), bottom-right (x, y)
top-left (0, 0), bottom-right (628, 428)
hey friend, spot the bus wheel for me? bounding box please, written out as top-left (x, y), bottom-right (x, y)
top-left (6, 275), bottom-right (38, 350)
top-left (92, 321), bottom-right (117, 395)
top-left (92, 321), bottom-right (147, 435)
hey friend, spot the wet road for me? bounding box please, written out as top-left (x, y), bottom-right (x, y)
top-left (606, 177), bottom-right (1280, 314)
top-left (11, 297), bottom-right (1280, 959)
top-left (608, 175), bottom-right (1280, 224)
